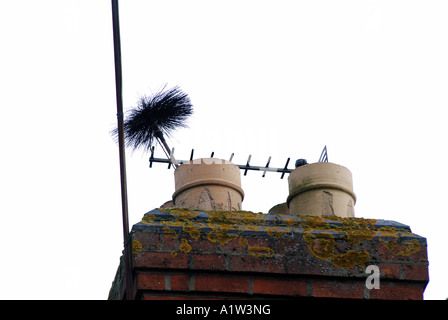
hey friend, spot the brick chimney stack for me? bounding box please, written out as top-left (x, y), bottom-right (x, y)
top-left (109, 160), bottom-right (429, 300)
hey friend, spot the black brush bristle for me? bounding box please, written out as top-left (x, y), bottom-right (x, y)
top-left (112, 85), bottom-right (193, 152)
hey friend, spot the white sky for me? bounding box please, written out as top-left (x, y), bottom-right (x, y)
top-left (0, 0), bottom-right (446, 300)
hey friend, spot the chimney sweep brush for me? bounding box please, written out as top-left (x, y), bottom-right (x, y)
top-left (112, 85), bottom-right (193, 168)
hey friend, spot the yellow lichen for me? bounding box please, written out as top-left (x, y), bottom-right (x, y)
top-left (163, 226), bottom-right (177, 239)
top-left (376, 226), bottom-right (421, 257)
top-left (301, 216), bottom-right (328, 230)
top-left (206, 210), bottom-right (266, 228)
top-left (179, 238), bottom-right (192, 254)
top-left (338, 217), bottom-right (377, 245)
top-left (267, 226), bottom-right (289, 239)
top-left (377, 226), bottom-right (400, 238)
top-left (183, 224), bottom-right (203, 240)
top-left (142, 209), bottom-right (420, 270)
top-left (247, 246), bottom-right (274, 258)
top-left (238, 236), bottom-right (248, 246)
top-left (164, 220), bottom-right (185, 227)
top-left (377, 226), bottom-right (414, 240)
top-left (132, 240), bottom-right (142, 253)
top-left (141, 214), bottom-right (157, 224)
top-left (231, 211), bottom-right (260, 224)
top-left (245, 224), bottom-right (265, 232)
top-left (341, 217), bottom-right (377, 228)
top-left (206, 211), bottom-right (234, 224)
top-left (332, 250), bottom-right (370, 268)
top-left (345, 229), bottom-right (377, 245)
top-left (170, 209), bottom-right (199, 220)
top-left (382, 238), bottom-right (421, 256)
top-left (284, 217), bottom-right (298, 226)
top-left (207, 228), bottom-right (239, 245)
top-left (303, 233), bottom-right (335, 260)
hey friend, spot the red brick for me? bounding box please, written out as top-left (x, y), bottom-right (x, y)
top-left (285, 255), bottom-right (340, 276)
top-left (125, 217), bottom-right (429, 301)
top-left (193, 254), bottom-right (227, 271)
top-left (230, 255), bottom-right (286, 273)
top-left (137, 273), bottom-right (165, 290)
top-left (170, 274), bottom-right (189, 291)
top-left (369, 282), bottom-right (424, 300)
top-left (134, 252), bottom-right (188, 269)
top-left (372, 243), bottom-right (395, 260)
top-left (219, 237), bottom-right (246, 254)
top-left (133, 232), bottom-right (161, 251)
top-left (245, 236), bottom-right (272, 248)
top-left (194, 275), bottom-right (249, 293)
top-left (312, 280), bottom-right (364, 299)
top-left (161, 233), bottom-right (181, 251)
top-left (189, 235), bottom-right (219, 253)
top-left (372, 242), bottom-right (427, 262)
top-left (376, 263), bottom-right (401, 280)
top-left (253, 278), bottom-right (307, 297)
top-left (272, 239), bottom-right (302, 256)
top-left (401, 263), bottom-right (429, 282)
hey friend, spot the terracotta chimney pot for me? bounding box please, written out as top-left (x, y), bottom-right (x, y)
top-left (173, 158), bottom-right (244, 211)
top-left (287, 162), bottom-right (356, 217)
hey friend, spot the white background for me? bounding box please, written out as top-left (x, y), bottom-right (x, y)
top-left (0, 0), bottom-right (446, 299)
